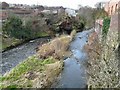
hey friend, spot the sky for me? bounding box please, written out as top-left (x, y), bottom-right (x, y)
top-left (0, 0), bottom-right (110, 9)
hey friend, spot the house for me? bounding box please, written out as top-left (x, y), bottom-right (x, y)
top-left (41, 9), bottom-right (58, 15)
top-left (9, 4), bottom-right (31, 9)
top-left (41, 10), bottom-right (51, 14)
top-left (104, 0), bottom-right (120, 16)
top-left (65, 8), bottom-right (77, 17)
top-left (0, 10), bottom-right (8, 22)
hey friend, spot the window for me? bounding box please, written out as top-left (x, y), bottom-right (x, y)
top-left (111, 6), bottom-right (113, 15)
top-left (108, 7), bottom-right (110, 14)
top-left (115, 4), bottom-right (118, 12)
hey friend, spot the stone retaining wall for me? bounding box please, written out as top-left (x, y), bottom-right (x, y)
top-left (86, 13), bottom-right (120, 88)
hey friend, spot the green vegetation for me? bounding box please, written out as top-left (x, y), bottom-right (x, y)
top-left (93, 9), bottom-right (108, 19)
top-left (1, 35), bottom-right (73, 88)
top-left (3, 16), bottom-right (49, 40)
top-left (77, 7), bottom-right (108, 28)
top-left (2, 10), bottom-right (86, 51)
top-left (102, 17), bottom-right (110, 37)
top-left (3, 16), bottom-right (24, 39)
top-left (0, 56), bottom-right (58, 88)
top-left (2, 16), bottom-right (49, 51)
top-left (0, 35), bottom-right (2, 51)
top-left (46, 15), bottom-right (85, 34)
top-left (24, 17), bottom-right (49, 38)
top-left (1, 56), bottom-right (54, 82)
top-left (2, 37), bottom-right (22, 50)
top-left (73, 16), bottom-right (85, 32)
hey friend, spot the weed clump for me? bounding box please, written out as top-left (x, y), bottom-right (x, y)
top-left (37, 35), bottom-right (72, 59)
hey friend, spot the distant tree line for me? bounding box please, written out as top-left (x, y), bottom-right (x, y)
top-left (2, 16), bottom-right (49, 40)
top-left (2, 14), bottom-right (86, 40)
top-left (77, 6), bottom-right (108, 28)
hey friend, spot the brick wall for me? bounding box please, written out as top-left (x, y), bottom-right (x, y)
top-left (110, 13), bottom-right (119, 31)
top-left (104, 0), bottom-right (120, 16)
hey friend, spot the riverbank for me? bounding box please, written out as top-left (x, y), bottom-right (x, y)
top-left (1, 34), bottom-right (73, 88)
top-left (51, 29), bottom-right (93, 88)
top-left (2, 34), bottom-right (50, 52)
top-left (0, 55), bottom-right (63, 88)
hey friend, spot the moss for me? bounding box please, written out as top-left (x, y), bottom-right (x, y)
top-left (35, 31), bottom-right (49, 37)
top-left (2, 37), bottom-right (22, 50)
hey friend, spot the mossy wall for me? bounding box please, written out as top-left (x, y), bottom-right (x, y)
top-left (86, 13), bottom-right (120, 88)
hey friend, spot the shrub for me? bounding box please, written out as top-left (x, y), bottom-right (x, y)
top-left (37, 35), bottom-right (72, 59)
top-left (77, 21), bottom-right (85, 31)
top-left (3, 16), bottom-right (23, 39)
top-left (73, 15), bottom-right (86, 31)
top-left (93, 9), bottom-right (108, 19)
top-left (24, 18), bottom-right (50, 38)
top-left (3, 16), bottom-right (34, 39)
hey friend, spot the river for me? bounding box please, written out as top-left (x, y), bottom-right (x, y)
top-left (1, 38), bottom-right (49, 75)
top-left (51, 29), bottom-right (93, 88)
top-left (1, 29), bottom-right (93, 88)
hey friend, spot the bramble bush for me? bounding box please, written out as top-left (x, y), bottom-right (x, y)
top-left (3, 16), bottom-right (33, 39)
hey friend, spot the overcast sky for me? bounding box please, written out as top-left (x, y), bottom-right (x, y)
top-left (0, 0), bottom-right (110, 9)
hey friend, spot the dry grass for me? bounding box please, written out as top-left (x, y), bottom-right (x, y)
top-left (37, 35), bottom-right (72, 59)
top-left (70, 30), bottom-right (76, 40)
top-left (84, 32), bottom-right (101, 60)
top-left (32, 61), bottom-right (63, 88)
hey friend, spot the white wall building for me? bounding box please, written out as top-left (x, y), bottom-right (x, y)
top-left (65, 8), bottom-right (77, 16)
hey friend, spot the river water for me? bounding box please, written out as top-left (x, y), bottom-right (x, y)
top-left (1, 38), bottom-right (49, 75)
top-left (52, 29), bottom-right (93, 88)
top-left (1, 29), bottom-right (93, 88)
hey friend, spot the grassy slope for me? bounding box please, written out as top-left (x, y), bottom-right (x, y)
top-left (0, 33), bottom-right (77, 88)
top-left (0, 31), bottom-right (76, 88)
top-left (2, 32), bottom-right (49, 51)
top-left (0, 56), bottom-right (63, 88)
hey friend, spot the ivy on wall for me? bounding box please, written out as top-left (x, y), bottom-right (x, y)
top-left (102, 17), bottom-right (110, 38)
